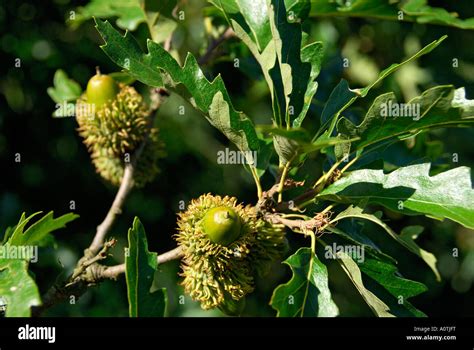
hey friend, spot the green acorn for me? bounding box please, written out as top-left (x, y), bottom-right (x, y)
top-left (86, 68), bottom-right (119, 109)
top-left (76, 71), bottom-right (164, 187)
top-left (175, 194), bottom-right (287, 313)
top-left (201, 206), bottom-right (242, 246)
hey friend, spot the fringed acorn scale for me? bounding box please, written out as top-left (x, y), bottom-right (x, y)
top-left (76, 71), bottom-right (164, 187)
top-left (175, 194), bottom-right (287, 313)
top-left (89, 131), bottom-right (163, 187)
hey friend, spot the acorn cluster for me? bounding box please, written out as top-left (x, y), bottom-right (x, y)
top-left (75, 71), bottom-right (287, 317)
top-left (75, 70), bottom-right (164, 187)
top-left (175, 194), bottom-right (287, 314)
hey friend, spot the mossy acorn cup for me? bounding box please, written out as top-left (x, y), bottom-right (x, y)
top-left (175, 194), bottom-right (288, 313)
top-left (76, 69), bottom-right (164, 187)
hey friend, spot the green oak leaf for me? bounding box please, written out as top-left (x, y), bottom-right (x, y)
top-left (142, 0), bottom-right (178, 43)
top-left (73, 0), bottom-right (144, 30)
top-left (211, 0), bottom-right (272, 51)
top-left (252, 139), bottom-right (274, 178)
top-left (208, 91), bottom-right (258, 161)
top-left (322, 240), bottom-right (427, 317)
top-left (309, 0), bottom-right (474, 30)
top-left (402, 0), bottom-right (474, 30)
top-left (147, 14), bottom-right (177, 43)
top-left (260, 124), bottom-right (354, 164)
top-left (319, 79), bottom-right (357, 126)
top-left (344, 36), bottom-right (446, 100)
top-left (2, 226), bottom-right (14, 244)
top-left (213, 0), bottom-right (323, 128)
top-left (229, 19), bottom-right (282, 124)
top-left (360, 258), bottom-right (427, 299)
top-left (0, 259), bottom-right (41, 317)
top-left (73, 0), bottom-right (178, 43)
top-left (310, 0), bottom-right (398, 20)
top-left (326, 247), bottom-right (394, 317)
top-left (359, 258), bottom-right (427, 317)
top-left (47, 70), bottom-right (82, 104)
top-left (126, 217), bottom-right (166, 317)
top-left (400, 226), bottom-right (440, 281)
top-left (284, 0), bottom-right (311, 21)
top-left (95, 19), bottom-right (164, 87)
top-left (2, 212), bottom-right (41, 245)
top-left (237, 0), bottom-right (273, 51)
top-left (267, 0), bottom-right (322, 127)
top-left (326, 225), bottom-right (397, 265)
top-left (337, 85), bottom-right (474, 152)
top-left (212, 0), bottom-right (311, 29)
top-left (329, 205), bottom-right (441, 280)
top-left (272, 132), bottom-right (355, 164)
top-left (319, 164), bottom-right (474, 229)
top-left (8, 211), bottom-right (79, 247)
top-left (315, 37), bottom-right (446, 144)
top-left (258, 125), bottom-right (311, 143)
top-left (109, 71), bottom-right (136, 85)
top-left (95, 19), bottom-right (260, 156)
top-left (270, 247), bottom-right (339, 317)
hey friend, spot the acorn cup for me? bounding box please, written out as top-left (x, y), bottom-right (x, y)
top-left (175, 194), bottom-right (288, 314)
top-left (75, 69), bottom-right (164, 187)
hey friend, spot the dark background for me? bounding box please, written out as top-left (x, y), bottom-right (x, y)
top-left (0, 0), bottom-right (473, 316)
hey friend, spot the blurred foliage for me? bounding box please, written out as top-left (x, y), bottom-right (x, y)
top-left (0, 0), bottom-right (473, 316)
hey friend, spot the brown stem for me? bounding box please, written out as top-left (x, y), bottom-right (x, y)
top-left (256, 178), bottom-right (305, 214)
top-left (101, 246), bottom-right (184, 279)
top-left (71, 239), bottom-right (117, 281)
top-left (88, 166), bottom-right (136, 255)
top-left (32, 246), bottom-right (183, 317)
top-left (264, 212), bottom-right (330, 235)
top-left (88, 88), bottom-right (168, 255)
